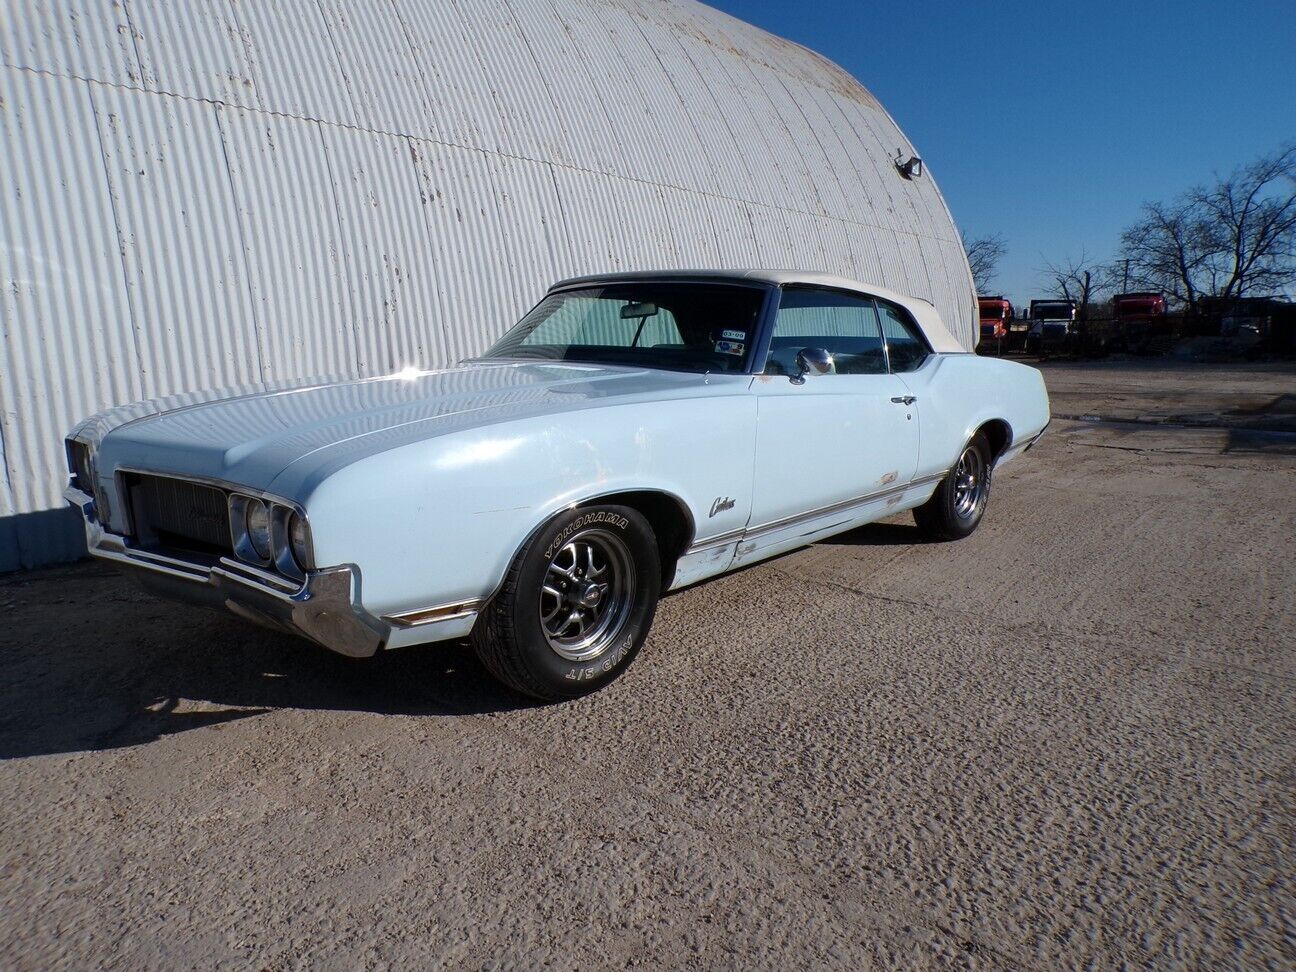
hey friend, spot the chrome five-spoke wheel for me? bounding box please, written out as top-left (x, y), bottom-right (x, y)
top-left (913, 430), bottom-right (993, 541)
top-left (472, 504), bottom-right (661, 700)
top-left (952, 444), bottom-right (988, 521)
top-left (539, 529), bottom-right (636, 662)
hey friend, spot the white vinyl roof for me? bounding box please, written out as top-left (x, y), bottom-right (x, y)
top-left (552, 270), bottom-right (967, 354)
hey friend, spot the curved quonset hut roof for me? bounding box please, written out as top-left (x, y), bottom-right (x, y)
top-left (0, 0), bottom-right (973, 568)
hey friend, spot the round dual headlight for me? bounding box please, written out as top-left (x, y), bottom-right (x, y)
top-left (245, 498), bottom-right (272, 561)
top-left (288, 513), bottom-right (311, 569)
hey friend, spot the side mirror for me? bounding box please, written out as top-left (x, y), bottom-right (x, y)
top-left (791, 347), bottom-right (833, 384)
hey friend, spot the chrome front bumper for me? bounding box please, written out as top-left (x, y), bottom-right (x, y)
top-left (67, 486), bottom-right (387, 657)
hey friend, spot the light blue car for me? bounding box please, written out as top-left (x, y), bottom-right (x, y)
top-left (66, 271), bottom-right (1050, 699)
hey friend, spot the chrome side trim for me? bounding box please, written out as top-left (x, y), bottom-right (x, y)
top-left (384, 599), bottom-right (483, 628)
top-left (686, 527), bottom-right (745, 553)
top-left (1023, 420), bottom-right (1050, 452)
top-left (738, 472), bottom-right (945, 545)
top-left (681, 472), bottom-right (945, 558)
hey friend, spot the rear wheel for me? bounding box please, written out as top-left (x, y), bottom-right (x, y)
top-left (471, 505), bottom-right (661, 701)
top-left (914, 432), bottom-right (992, 541)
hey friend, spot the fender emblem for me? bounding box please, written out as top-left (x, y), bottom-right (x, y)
top-left (709, 496), bottom-right (736, 517)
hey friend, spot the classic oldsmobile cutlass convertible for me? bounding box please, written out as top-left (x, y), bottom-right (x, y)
top-left (66, 271), bottom-right (1049, 699)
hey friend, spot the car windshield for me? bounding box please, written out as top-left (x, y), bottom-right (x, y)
top-left (481, 281), bottom-right (767, 373)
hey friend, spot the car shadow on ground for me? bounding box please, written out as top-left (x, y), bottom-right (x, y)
top-left (822, 521), bottom-right (931, 545)
top-left (0, 565), bottom-right (530, 759)
top-left (3, 520), bottom-right (941, 759)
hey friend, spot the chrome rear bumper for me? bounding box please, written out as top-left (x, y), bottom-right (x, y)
top-left (67, 486), bottom-right (387, 657)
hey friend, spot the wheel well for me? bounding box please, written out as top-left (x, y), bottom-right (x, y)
top-left (577, 490), bottom-right (694, 587)
top-left (977, 419), bottom-right (1013, 461)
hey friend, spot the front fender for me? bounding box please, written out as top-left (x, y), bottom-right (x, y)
top-left (301, 397), bottom-right (757, 619)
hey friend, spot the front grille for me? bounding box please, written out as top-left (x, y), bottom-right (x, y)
top-left (126, 474), bottom-right (233, 555)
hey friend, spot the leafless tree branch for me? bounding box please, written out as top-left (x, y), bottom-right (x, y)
top-left (1115, 144), bottom-right (1296, 313)
top-left (962, 231), bottom-right (1006, 295)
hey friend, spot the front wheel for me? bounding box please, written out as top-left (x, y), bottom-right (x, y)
top-left (914, 432), bottom-right (992, 541)
top-left (471, 505), bottom-right (661, 701)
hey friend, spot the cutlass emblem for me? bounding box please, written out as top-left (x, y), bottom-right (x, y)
top-left (709, 496), bottom-right (735, 517)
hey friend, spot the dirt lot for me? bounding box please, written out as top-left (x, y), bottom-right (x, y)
top-left (2, 362), bottom-right (1293, 969)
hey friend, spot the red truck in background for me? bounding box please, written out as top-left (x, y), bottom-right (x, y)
top-left (978, 296), bottom-right (1014, 354)
top-left (1113, 292), bottom-right (1167, 352)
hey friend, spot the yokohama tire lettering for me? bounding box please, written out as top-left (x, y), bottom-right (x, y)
top-left (543, 511), bottom-right (630, 560)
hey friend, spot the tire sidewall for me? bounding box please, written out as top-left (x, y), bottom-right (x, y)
top-left (941, 433), bottom-right (992, 538)
top-left (512, 505), bottom-right (660, 696)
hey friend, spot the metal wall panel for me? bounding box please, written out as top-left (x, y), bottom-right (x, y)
top-left (405, 139), bottom-right (552, 363)
top-left (217, 105), bottom-right (357, 380)
top-left (0, 0), bottom-right (974, 570)
top-left (743, 62), bottom-right (834, 218)
top-left (320, 125), bottom-right (447, 374)
top-left (1, 0), bottom-right (142, 86)
top-left (479, 151), bottom-right (572, 323)
top-left (312, 0), bottom-right (437, 142)
top-left (236, 0), bottom-right (358, 127)
top-left (550, 165), bottom-right (681, 274)
top-left (534, 0), bottom-right (711, 190)
top-left (0, 69), bottom-right (140, 519)
top-left (894, 230), bottom-right (935, 305)
top-left (90, 84), bottom-right (262, 398)
top-left (698, 196), bottom-right (763, 268)
top-left (451, 0), bottom-right (583, 167)
top-left (386, 0), bottom-right (497, 153)
top-left (621, 11), bottom-right (754, 200)
top-left (690, 45), bottom-right (797, 208)
top-left (128, 0), bottom-right (261, 109)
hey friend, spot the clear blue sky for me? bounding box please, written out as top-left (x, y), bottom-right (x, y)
top-left (707, 0), bottom-right (1296, 306)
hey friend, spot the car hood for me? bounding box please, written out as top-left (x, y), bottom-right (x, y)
top-left (87, 361), bottom-right (744, 495)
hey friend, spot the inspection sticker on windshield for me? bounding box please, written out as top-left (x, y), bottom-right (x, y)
top-left (715, 339), bottom-right (744, 356)
top-left (720, 329), bottom-right (746, 341)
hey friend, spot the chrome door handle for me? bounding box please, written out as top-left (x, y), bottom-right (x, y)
top-left (890, 395), bottom-right (916, 405)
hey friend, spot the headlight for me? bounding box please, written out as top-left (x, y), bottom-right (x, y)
top-left (288, 513), bottom-right (311, 569)
top-left (68, 440), bottom-right (94, 493)
top-left (245, 499), bottom-right (272, 560)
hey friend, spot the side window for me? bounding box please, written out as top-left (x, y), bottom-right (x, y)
top-left (764, 288), bottom-right (886, 376)
top-left (876, 301), bottom-right (930, 372)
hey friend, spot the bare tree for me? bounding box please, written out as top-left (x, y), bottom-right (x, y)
top-left (1191, 145), bottom-right (1296, 300)
top-left (1038, 251), bottom-right (1109, 321)
top-left (1116, 144), bottom-right (1296, 315)
top-left (1116, 199), bottom-right (1215, 312)
top-left (962, 231), bottom-right (1006, 294)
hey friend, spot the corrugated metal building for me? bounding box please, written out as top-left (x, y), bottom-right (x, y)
top-left (0, 0), bottom-right (975, 571)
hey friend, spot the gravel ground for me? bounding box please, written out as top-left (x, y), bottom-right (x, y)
top-left (2, 363), bottom-right (1293, 969)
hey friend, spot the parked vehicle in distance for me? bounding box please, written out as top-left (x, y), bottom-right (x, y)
top-left (978, 296), bottom-right (1015, 355)
top-left (65, 271), bottom-right (1050, 700)
top-left (1210, 296), bottom-right (1296, 354)
top-left (1026, 299), bottom-right (1078, 356)
top-left (1113, 292), bottom-right (1167, 352)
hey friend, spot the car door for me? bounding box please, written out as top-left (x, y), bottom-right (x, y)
top-left (740, 286), bottom-right (920, 563)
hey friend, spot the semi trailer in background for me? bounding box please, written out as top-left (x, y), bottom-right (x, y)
top-left (1026, 299), bottom-right (1079, 356)
top-left (1113, 292), bottom-right (1168, 352)
top-left (977, 296), bottom-right (1015, 354)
